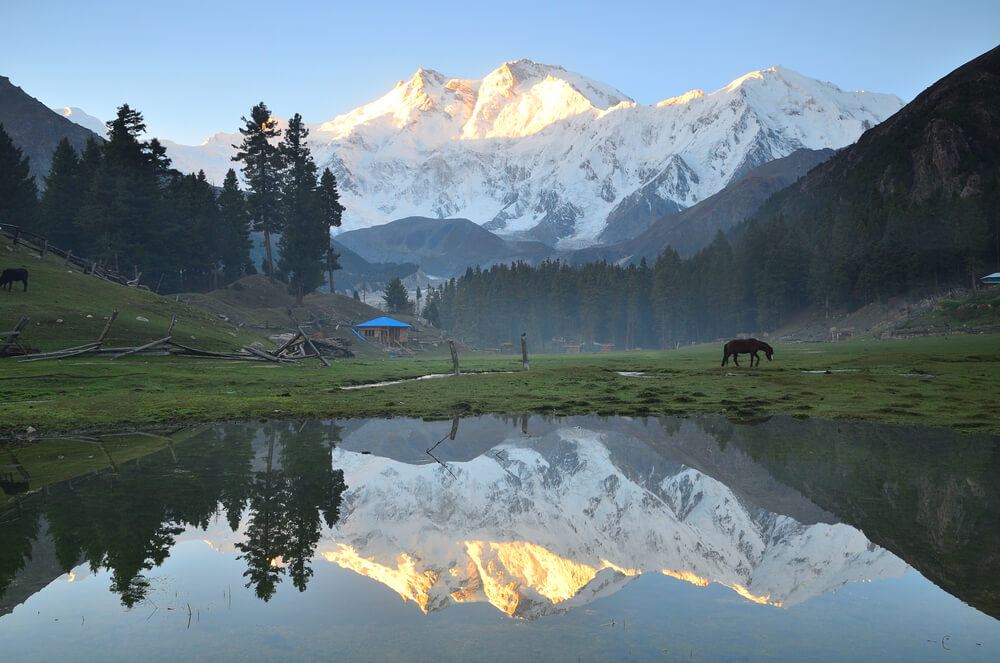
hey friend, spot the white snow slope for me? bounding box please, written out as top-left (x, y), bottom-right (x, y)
top-left (66, 60), bottom-right (904, 248)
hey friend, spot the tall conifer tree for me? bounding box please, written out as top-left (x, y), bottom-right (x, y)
top-left (233, 102), bottom-right (282, 276)
top-left (217, 168), bottom-right (254, 282)
top-left (316, 168), bottom-right (345, 292)
top-left (276, 113), bottom-right (325, 304)
top-left (39, 138), bottom-right (82, 246)
top-left (0, 123), bottom-right (38, 230)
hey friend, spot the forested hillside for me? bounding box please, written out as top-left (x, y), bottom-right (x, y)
top-left (743, 43), bottom-right (1000, 306)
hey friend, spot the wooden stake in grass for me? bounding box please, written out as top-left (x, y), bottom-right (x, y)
top-left (449, 340), bottom-right (460, 375)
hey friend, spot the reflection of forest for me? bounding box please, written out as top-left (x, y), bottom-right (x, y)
top-left (712, 416), bottom-right (1000, 619)
top-left (0, 421), bottom-right (346, 609)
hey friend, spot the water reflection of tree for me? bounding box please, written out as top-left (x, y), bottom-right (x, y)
top-left (237, 422), bottom-right (346, 600)
top-left (0, 421), bottom-right (346, 608)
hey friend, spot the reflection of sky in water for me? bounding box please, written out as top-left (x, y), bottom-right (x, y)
top-left (1, 416), bottom-right (999, 661)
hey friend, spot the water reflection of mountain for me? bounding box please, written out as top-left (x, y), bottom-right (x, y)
top-left (0, 421), bottom-right (346, 614)
top-left (2, 415), bottom-right (997, 623)
top-left (324, 417), bottom-right (906, 618)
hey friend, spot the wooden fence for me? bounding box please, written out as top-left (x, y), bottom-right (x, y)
top-left (0, 223), bottom-right (137, 288)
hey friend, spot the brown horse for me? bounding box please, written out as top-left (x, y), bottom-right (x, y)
top-left (722, 338), bottom-right (773, 367)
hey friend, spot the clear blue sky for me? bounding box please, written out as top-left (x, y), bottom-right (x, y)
top-left (2, 0), bottom-right (998, 145)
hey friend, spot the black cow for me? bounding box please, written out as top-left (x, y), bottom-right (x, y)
top-left (0, 268), bottom-right (28, 291)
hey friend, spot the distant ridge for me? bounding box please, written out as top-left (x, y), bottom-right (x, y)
top-left (335, 216), bottom-right (551, 278)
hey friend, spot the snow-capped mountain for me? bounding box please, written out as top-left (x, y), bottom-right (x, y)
top-left (61, 60), bottom-right (903, 248)
top-left (52, 106), bottom-right (105, 137)
top-left (320, 423), bottom-right (906, 619)
top-left (168, 61), bottom-right (906, 248)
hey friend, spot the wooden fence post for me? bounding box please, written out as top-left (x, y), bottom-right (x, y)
top-left (449, 340), bottom-right (460, 375)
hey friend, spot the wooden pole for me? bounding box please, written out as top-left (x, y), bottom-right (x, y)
top-left (449, 340), bottom-right (460, 375)
top-left (327, 248), bottom-right (335, 293)
top-left (521, 332), bottom-right (530, 371)
top-left (96, 310), bottom-right (119, 344)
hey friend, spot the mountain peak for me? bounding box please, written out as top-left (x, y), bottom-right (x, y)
top-left (408, 67), bottom-right (447, 89)
top-left (657, 89), bottom-right (705, 106)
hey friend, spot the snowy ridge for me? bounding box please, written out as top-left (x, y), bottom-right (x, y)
top-left (64, 60), bottom-right (903, 248)
top-left (318, 426), bottom-right (906, 619)
top-left (52, 106), bottom-right (105, 137)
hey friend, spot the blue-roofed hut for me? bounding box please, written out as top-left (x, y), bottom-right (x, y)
top-left (981, 272), bottom-right (1000, 286)
top-left (355, 317), bottom-right (412, 345)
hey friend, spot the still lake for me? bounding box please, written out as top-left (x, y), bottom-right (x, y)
top-left (1, 415), bottom-right (998, 661)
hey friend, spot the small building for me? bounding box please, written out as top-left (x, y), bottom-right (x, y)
top-left (830, 327), bottom-right (854, 342)
top-left (981, 272), bottom-right (1000, 286)
top-left (355, 317), bottom-right (412, 345)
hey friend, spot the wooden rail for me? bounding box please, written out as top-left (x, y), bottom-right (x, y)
top-left (1, 223), bottom-right (134, 287)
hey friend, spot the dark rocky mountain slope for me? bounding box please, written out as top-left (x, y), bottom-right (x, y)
top-left (0, 75), bottom-right (102, 184)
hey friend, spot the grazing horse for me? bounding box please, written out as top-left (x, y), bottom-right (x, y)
top-left (0, 268), bottom-right (28, 292)
top-left (722, 338), bottom-right (773, 367)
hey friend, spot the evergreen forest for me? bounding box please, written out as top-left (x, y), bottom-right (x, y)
top-left (423, 188), bottom-right (999, 351)
top-left (0, 101), bottom-right (343, 298)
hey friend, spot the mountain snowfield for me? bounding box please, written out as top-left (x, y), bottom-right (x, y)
top-left (314, 425), bottom-right (906, 619)
top-left (137, 60), bottom-right (904, 249)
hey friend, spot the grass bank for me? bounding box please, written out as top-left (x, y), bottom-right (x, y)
top-left (2, 333), bottom-right (998, 437)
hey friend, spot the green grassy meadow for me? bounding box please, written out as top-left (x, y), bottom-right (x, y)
top-left (2, 334), bottom-right (998, 437)
top-left (2, 240), bottom-right (999, 437)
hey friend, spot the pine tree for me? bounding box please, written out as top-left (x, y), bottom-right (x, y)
top-left (275, 113), bottom-right (324, 304)
top-left (316, 168), bottom-right (345, 292)
top-left (79, 104), bottom-right (163, 275)
top-left (233, 102), bottom-right (282, 276)
top-left (103, 104), bottom-right (147, 172)
top-left (39, 137), bottom-right (81, 246)
top-left (164, 170), bottom-right (220, 291)
top-left (0, 122), bottom-right (38, 230)
top-left (217, 168), bottom-right (254, 282)
top-left (382, 277), bottom-right (410, 314)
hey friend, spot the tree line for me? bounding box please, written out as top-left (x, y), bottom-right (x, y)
top-left (421, 187), bottom-right (998, 351)
top-left (0, 101), bottom-right (344, 300)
